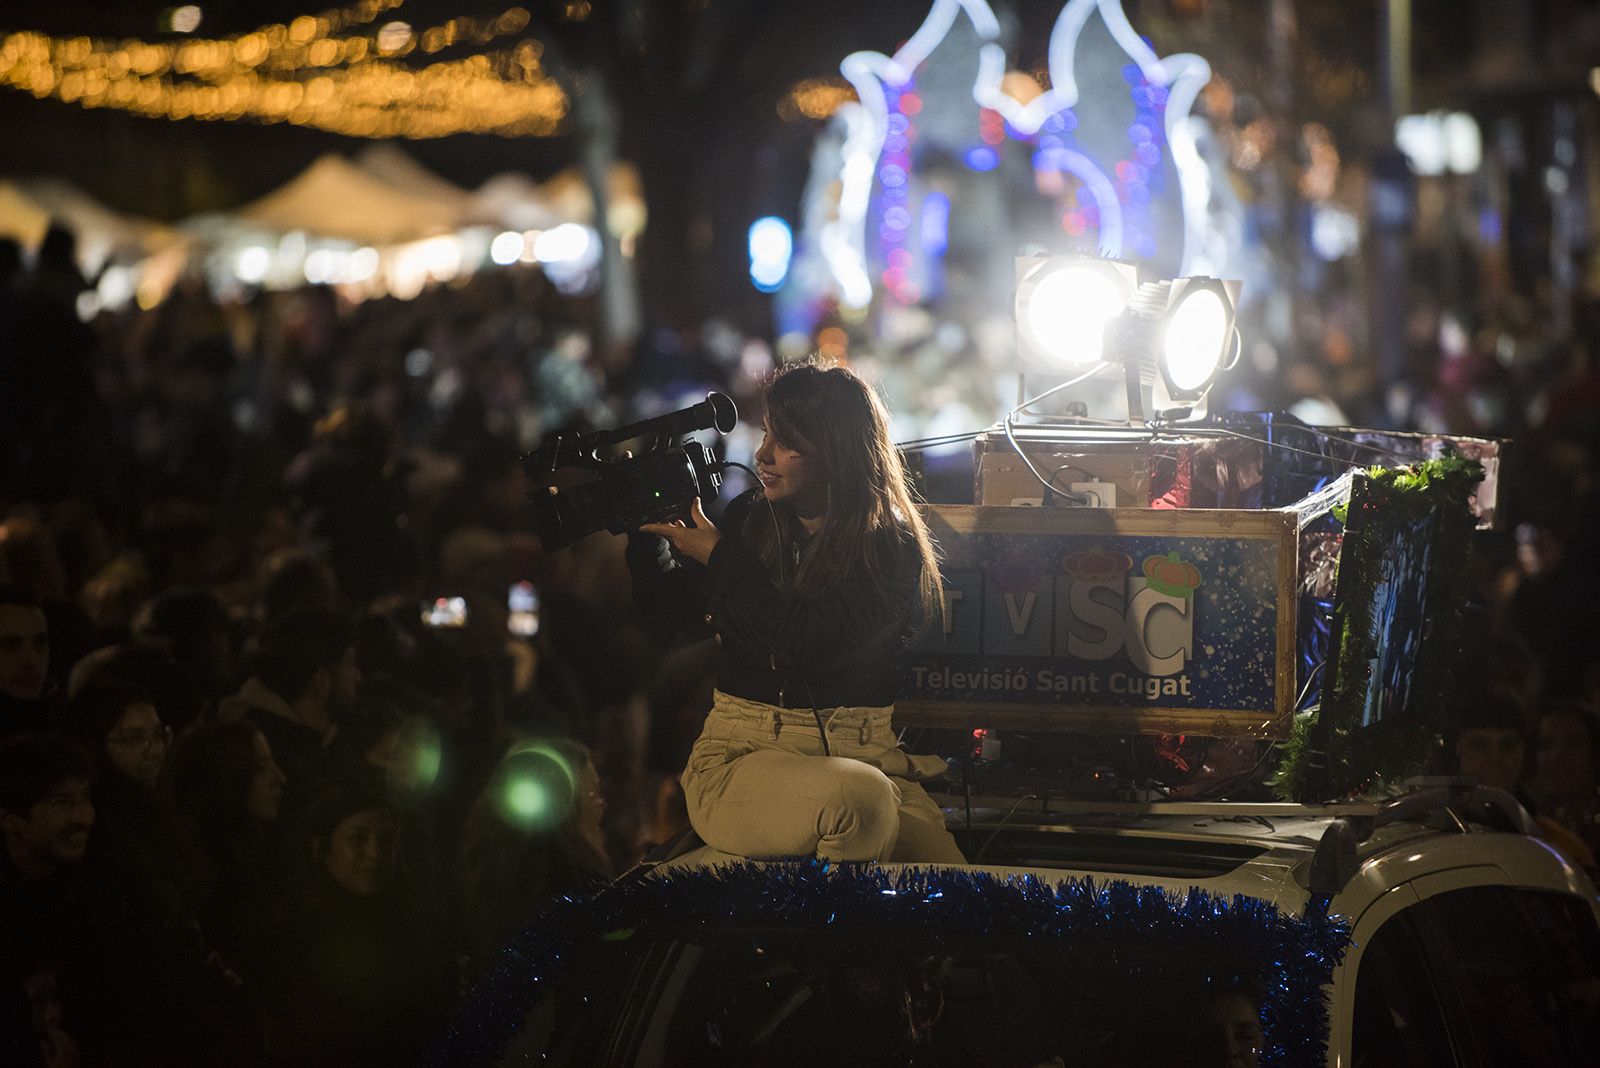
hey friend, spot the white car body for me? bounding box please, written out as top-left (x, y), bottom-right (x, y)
top-left (657, 789), bottom-right (1600, 1066)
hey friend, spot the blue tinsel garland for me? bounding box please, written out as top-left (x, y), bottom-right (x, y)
top-left (435, 860), bottom-right (1350, 1065)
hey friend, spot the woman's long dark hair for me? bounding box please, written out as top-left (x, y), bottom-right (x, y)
top-left (744, 359), bottom-right (944, 627)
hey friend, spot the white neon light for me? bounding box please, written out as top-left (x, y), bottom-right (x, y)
top-left (822, 0), bottom-right (1215, 307)
top-left (748, 216), bottom-right (794, 292)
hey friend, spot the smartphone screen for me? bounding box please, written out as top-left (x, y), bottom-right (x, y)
top-left (422, 596), bottom-right (468, 628)
top-left (508, 581), bottom-right (540, 637)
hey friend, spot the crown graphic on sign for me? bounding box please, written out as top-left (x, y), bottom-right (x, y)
top-left (1062, 547), bottom-right (1134, 582)
top-left (1142, 552), bottom-right (1203, 599)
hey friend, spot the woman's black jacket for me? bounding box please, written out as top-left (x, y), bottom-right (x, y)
top-left (626, 489), bottom-right (924, 710)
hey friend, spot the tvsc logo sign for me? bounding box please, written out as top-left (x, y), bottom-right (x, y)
top-left (929, 549), bottom-right (1203, 700)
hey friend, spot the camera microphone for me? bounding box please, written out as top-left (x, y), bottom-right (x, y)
top-left (590, 392), bottom-right (737, 451)
top-left (525, 392), bottom-right (740, 550)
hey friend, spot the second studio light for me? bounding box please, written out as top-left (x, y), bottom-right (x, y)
top-left (1148, 276), bottom-right (1242, 402)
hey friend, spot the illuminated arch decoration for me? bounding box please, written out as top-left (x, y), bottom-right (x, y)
top-left (822, 0), bottom-right (1213, 310)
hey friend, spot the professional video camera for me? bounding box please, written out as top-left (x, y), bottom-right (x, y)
top-left (524, 392), bottom-right (738, 551)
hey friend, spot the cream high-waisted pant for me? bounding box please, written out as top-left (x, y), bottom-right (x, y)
top-left (681, 690), bottom-right (967, 864)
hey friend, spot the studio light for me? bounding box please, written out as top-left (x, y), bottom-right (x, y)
top-left (1014, 255), bottom-right (1138, 372)
top-left (1155, 276), bottom-right (1240, 401)
top-left (1012, 256), bottom-right (1242, 424)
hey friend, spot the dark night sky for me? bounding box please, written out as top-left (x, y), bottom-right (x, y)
top-left (0, 0), bottom-right (960, 325)
top-left (0, 0), bottom-right (945, 211)
top-left (0, 0), bottom-right (1494, 326)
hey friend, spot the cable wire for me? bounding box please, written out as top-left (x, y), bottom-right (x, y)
top-left (973, 794), bottom-right (1040, 864)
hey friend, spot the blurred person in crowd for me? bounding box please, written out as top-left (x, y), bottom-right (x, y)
top-left (0, 235), bottom-right (22, 289)
top-left (330, 693), bottom-right (441, 803)
top-left (29, 225), bottom-right (89, 311)
top-left (0, 513), bottom-right (68, 600)
top-left (287, 404), bottom-right (417, 605)
top-left (166, 720), bottom-right (286, 965)
top-left (455, 739), bottom-right (614, 976)
top-left (329, 692), bottom-right (447, 903)
top-left (435, 525), bottom-right (583, 739)
top-left (640, 640), bottom-right (719, 855)
top-left (0, 732), bottom-right (94, 891)
top-left (0, 586), bottom-right (55, 740)
top-left (257, 780), bottom-right (454, 1065)
top-left (66, 638), bottom-right (207, 737)
top-left (58, 685), bottom-right (250, 1062)
top-left (1506, 450), bottom-right (1600, 699)
top-left (256, 549), bottom-right (339, 623)
top-left (0, 236), bottom-right (97, 502)
top-left (409, 625), bottom-right (507, 840)
top-left (0, 522), bottom-right (96, 698)
top-left (43, 499), bottom-right (112, 609)
top-left (59, 685), bottom-right (180, 906)
top-left (139, 499), bottom-right (229, 592)
top-left (1446, 686), bottom-right (1600, 869)
top-left (1530, 703), bottom-right (1600, 868)
top-left (135, 585), bottom-right (239, 713)
top-left (1187, 987), bottom-right (1264, 1068)
top-left (426, 433), bottom-right (531, 545)
top-left (1454, 688), bottom-right (1531, 799)
top-left (220, 605), bottom-right (358, 826)
top-left (77, 555), bottom-right (154, 648)
top-left (0, 735), bottom-right (97, 1060)
top-left (351, 608), bottom-right (415, 682)
top-left (1, 937), bottom-right (81, 1068)
top-left (1487, 630), bottom-right (1544, 727)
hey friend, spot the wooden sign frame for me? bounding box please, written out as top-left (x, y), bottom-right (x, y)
top-left (898, 505), bottom-right (1298, 739)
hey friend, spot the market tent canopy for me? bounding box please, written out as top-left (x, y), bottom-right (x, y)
top-left (471, 172), bottom-right (564, 231)
top-left (237, 153), bottom-right (463, 246)
top-left (352, 144), bottom-right (476, 213)
top-left (471, 162), bottom-right (646, 238)
top-left (0, 181), bottom-right (50, 248)
top-left (15, 177), bottom-right (179, 265)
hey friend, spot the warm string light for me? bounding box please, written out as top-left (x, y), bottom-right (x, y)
top-left (777, 78), bottom-right (856, 121)
top-left (0, 2), bottom-right (565, 139)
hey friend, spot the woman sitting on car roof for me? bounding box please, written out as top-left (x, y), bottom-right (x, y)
top-left (629, 359), bottom-right (966, 865)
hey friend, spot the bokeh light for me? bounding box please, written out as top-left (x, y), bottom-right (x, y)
top-left (493, 744), bottom-right (579, 833)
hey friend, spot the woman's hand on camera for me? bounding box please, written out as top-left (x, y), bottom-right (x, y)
top-left (639, 498), bottom-right (720, 565)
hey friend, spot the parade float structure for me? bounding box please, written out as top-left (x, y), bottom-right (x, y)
top-left (436, 4), bottom-right (1600, 1063)
top-left (768, 0), bottom-right (1503, 805)
top-left (903, 424), bottom-right (1495, 806)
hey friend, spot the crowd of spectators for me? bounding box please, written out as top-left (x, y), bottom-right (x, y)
top-left (2, 217), bottom-right (1600, 1064)
top-left (0, 229), bottom-right (765, 1065)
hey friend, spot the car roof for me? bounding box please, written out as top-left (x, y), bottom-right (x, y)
top-left (656, 789), bottom-right (1595, 921)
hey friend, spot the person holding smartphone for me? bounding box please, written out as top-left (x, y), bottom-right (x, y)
top-left (630, 360), bottom-right (965, 864)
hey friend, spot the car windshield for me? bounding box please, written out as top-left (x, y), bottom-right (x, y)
top-left (528, 926), bottom-right (1264, 1067)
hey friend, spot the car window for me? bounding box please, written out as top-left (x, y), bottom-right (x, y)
top-left (1512, 888), bottom-right (1600, 1053)
top-left (1350, 908), bottom-right (1455, 1068)
top-left (492, 941), bottom-right (640, 1063)
top-left (1411, 886), bottom-right (1580, 1066)
top-left (624, 929), bottom-right (1264, 1067)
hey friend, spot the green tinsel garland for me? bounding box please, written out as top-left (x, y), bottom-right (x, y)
top-left (1274, 456), bottom-right (1483, 802)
